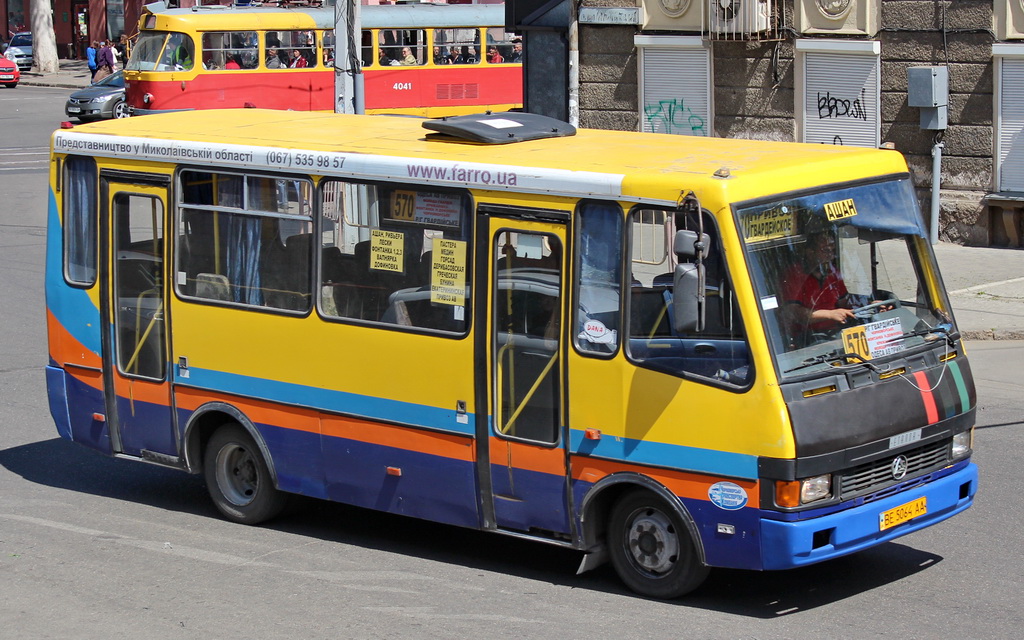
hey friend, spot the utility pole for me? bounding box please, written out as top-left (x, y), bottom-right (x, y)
top-left (334, 0), bottom-right (364, 114)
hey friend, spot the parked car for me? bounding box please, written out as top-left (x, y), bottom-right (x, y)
top-left (0, 57), bottom-right (19, 88)
top-left (5, 32), bottom-right (32, 71)
top-left (65, 71), bottom-right (129, 121)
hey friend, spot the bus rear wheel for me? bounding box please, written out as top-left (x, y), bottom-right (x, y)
top-left (203, 424), bottom-right (287, 525)
top-left (607, 490), bottom-right (709, 599)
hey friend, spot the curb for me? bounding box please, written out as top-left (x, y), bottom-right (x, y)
top-left (962, 329), bottom-right (1024, 341)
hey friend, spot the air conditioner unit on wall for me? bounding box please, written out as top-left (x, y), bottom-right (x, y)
top-left (642, 0), bottom-right (703, 32)
top-left (997, 0), bottom-right (1024, 40)
top-left (708, 0), bottom-right (770, 35)
top-left (795, 0), bottom-right (878, 36)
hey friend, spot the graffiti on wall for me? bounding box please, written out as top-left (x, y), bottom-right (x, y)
top-left (644, 98), bottom-right (706, 136)
top-left (816, 88), bottom-right (868, 121)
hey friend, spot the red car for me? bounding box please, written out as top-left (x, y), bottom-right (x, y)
top-left (0, 57), bottom-right (19, 88)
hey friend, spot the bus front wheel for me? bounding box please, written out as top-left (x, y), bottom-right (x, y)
top-left (607, 490), bottom-right (709, 599)
top-left (203, 425), bottom-right (287, 525)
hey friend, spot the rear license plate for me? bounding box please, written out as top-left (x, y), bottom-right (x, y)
top-left (67, 106), bottom-right (81, 113)
top-left (879, 496), bottom-right (927, 531)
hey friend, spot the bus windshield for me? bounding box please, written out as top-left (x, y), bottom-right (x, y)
top-left (127, 31), bottom-right (195, 71)
top-left (739, 177), bottom-right (955, 380)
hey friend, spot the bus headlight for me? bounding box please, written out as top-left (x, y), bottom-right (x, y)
top-left (775, 474), bottom-right (832, 508)
top-left (952, 430), bottom-right (973, 459)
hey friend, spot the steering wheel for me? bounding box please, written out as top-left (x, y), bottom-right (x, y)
top-left (851, 298), bottom-right (899, 320)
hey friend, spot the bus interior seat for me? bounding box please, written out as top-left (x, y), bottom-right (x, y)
top-left (195, 273), bottom-right (231, 301)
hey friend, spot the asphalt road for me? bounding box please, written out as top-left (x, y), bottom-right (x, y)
top-left (1, 86), bottom-right (1022, 638)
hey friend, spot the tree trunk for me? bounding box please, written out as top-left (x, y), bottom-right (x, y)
top-left (30, 0), bottom-right (60, 73)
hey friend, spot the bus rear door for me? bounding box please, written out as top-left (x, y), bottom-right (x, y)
top-left (479, 213), bottom-right (571, 535)
top-left (100, 175), bottom-right (178, 460)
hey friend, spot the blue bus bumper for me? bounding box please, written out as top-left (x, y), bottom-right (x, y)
top-left (760, 461), bottom-right (977, 570)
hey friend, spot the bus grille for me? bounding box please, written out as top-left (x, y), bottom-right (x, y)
top-left (437, 84), bottom-right (480, 100)
top-left (839, 440), bottom-right (950, 501)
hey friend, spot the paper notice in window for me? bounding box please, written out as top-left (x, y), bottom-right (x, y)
top-left (370, 229), bottom-right (405, 273)
top-left (431, 239), bottom-right (467, 306)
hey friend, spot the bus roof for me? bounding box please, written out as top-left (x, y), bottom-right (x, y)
top-left (53, 110), bottom-right (909, 207)
top-left (144, 4), bottom-right (508, 31)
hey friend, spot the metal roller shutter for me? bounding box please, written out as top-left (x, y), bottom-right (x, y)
top-left (998, 58), bottom-right (1024, 191)
top-left (637, 41), bottom-right (711, 137)
top-left (801, 50), bottom-right (880, 148)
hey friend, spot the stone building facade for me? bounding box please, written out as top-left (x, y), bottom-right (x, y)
top-left (573, 0), bottom-right (1024, 247)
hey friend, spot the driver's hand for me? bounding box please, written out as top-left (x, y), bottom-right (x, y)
top-left (821, 308), bottom-right (857, 324)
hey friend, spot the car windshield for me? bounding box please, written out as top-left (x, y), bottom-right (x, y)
top-left (93, 71), bottom-right (125, 88)
top-left (738, 177), bottom-right (956, 380)
top-left (10, 34), bottom-right (31, 47)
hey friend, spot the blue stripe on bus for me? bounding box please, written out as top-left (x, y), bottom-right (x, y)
top-left (569, 428), bottom-right (759, 480)
top-left (45, 192), bottom-right (101, 355)
top-left (181, 366), bottom-right (476, 436)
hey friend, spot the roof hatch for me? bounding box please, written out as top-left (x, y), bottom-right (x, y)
top-left (422, 112), bottom-right (576, 144)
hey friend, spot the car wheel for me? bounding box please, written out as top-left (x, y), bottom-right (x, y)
top-left (3, 83), bottom-right (15, 89)
top-left (112, 100), bottom-right (130, 119)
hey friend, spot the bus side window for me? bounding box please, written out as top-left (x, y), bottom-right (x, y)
top-left (625, 208), bottom-right (751, 385)
top-left (63, 156), bottom-right (98, 286)
top-left (574, 201), bottom-right (623, 355)
top-left (318, 180), bottom-right (471, 333)
top-left (176, 171), bottom-right (314, 312)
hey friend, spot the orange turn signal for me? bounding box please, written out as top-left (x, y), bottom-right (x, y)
top-left (775, 480), bottom-right (802, 508)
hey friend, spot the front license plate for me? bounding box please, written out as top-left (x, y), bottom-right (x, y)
top-left (0, 74), bottom-right (13, 80)
top-left (879, 496), bottom-right (927, 531)
top-left (67, 106), bottom-right (81, 113)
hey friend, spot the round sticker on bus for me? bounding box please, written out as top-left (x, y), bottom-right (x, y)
top-left (708, 482), bottom-right (748, 510)
top-left (579, 319), bottom-right (617, 345)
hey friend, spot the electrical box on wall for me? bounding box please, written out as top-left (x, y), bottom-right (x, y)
top-left (794, 0), bottom-right (878, 36)
top-left (996, 0), bottom-right (1024, 39)
top-left (908, 66), bottom-right (948, 130)
top-left (642, 0), bottom-right (703, 31)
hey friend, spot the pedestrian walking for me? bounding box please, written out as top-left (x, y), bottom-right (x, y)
top-left (86, 41), bottom-right (98, 80)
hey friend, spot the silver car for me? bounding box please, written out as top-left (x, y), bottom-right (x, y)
top-left (65, 71), bottom-right (129, 121)
top-left (5, 32), bottom-right (32, 71)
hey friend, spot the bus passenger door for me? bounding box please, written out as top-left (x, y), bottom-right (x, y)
top-left (479, 217), bottom-right (571, 535)
top-left (99, 177), bottom-right (177, 459)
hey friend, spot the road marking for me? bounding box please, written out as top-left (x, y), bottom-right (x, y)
top-left (949, 276), bottom-right (1024, 295)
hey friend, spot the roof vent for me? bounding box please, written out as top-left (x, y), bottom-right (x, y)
top-left (422, 112), bottom-right (576, 144)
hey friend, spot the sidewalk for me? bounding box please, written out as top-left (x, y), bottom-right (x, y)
top-left (19, 59), bottom-right (95, 89)
top-left (20, 62), bottom-right (1024, 340)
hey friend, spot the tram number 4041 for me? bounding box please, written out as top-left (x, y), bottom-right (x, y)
top-left (393, 82), bottom-right (413, 91)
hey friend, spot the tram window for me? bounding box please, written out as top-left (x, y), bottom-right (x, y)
top-left (322, 30), bottom-right (335, 67)
top-left (484, 27), bottom-right (520, 64)
top-left (175, 170), bottom-right (314, 312)
top-left (128, 31), bottom-right (193, 72)
top-left (267, 30), bottom-right (318, 69)
top-left (202, 31), bottom-right (258, 70)
top-left (574, 202), bottom-right (623, 356)
top-left (361, 30), bottom-right (374, 67)
top-left (433, 28), bottom-right (479, 65)
top-left (625, 208), bottom-right (751, 385)
top-left (318, 180), bottom-right (471, 333)
top-left (63, 156), bottom-right (98, 286)
top-left (376, 29), bottom-right (425, 66)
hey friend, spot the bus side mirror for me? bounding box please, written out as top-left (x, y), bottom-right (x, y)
top-left (672, 230), bottom-right (708, 334)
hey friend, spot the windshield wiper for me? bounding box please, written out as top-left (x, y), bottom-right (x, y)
top-left (784, 350), bottom-right (881, 374)
top-left (900, 323), bottom-right (955, 346)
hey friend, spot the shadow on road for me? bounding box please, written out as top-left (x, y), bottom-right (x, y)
top-left (1, 437), bottom-right (944, 616)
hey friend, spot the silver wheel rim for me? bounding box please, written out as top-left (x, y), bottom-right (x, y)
top-left (215, 443), bottom-right (259, 507)
top-left (623, 506), bottom-right (680, 576)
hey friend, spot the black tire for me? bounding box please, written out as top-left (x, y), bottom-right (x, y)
top-left (203, 424), bottom-right (288, 524)
top-left (607, 490), bottom-right (709, 599)
top-left (112, 99), bottom-right (130, 119)
top-left (4, 83), bottom-right (16, 89)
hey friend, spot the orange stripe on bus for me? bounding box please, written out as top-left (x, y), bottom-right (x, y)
top-left (46, 309), bottom-right (102, 370)
top-left (571, 456), bottom-right (760, 507)
top-left (323, 415), bottom-right (474, 462)
top-left (174, 387), bottom-right (320, 435)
